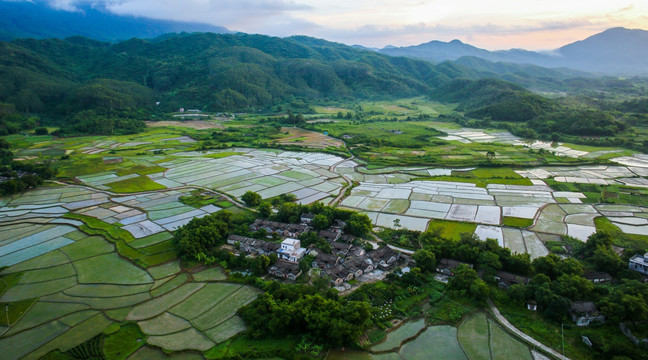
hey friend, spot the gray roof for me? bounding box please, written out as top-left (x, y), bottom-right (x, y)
top-left (571, 301), bottom-right (597, 313)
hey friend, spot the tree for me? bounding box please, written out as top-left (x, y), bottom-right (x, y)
top-left (449, 264), bottom-right (478, 291)
top-left (276, 202), bottom-right (303, 223)
top-left (258, 201), bottom-right (272, 218)
top-left (311, 214), bottom-right (331, 231)
top-left (486, 150), bottom-right (495, 162)
top-left (345, 213), bottom-right (372, 237)
top-left (552, 274), bottom-right (593, 300)
top-left (413, 248), bottom-right (436, 273)
top-left (173, 211), bottom-right (232, 260)
top-left (34, 127), bottom-right (48, 135)
top-left (477, 251), bottom-right (502, 271)
top-left (242, 191), bottom-right (262, 207)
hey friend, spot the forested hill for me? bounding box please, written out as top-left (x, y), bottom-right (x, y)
top-left (0, 32), bottom-right (472, 118)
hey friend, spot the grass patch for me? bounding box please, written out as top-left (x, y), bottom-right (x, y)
top-left (216, 200), bottom-right (234, 208)
top-left (426, 295), bottom-right (476, 325)
top-left (0, 298), bottom-right (36, 325)
top-left (105, 175), bottom-right (166, 193)
top-left (204, 334), bottom-right (299, 359)
top-left (180, 190), bottom-right (221, 208)
top-left (203, 152), bottom-right (244, 159)
top-left (422, 167), bottom-right (532, 188)
top-left (65, 213), bottom-right (134, 243)
top-left (0, 271), bottom-right (23, 296)
top-left (427, 220), bottom-right (477, 241)
top-left (594, 217), bottom-right (648, 250)
top-left (103, 323), bottom-right (145, 360)
top-left (502, 217), bottom-right (534, 228)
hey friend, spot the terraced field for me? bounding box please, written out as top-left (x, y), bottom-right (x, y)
top-left (0, 185), bottom-right (259, 359)
top-left (331, 312), bottom-right (532, 360)
top-left (0, 245), bottom-right (256, 360)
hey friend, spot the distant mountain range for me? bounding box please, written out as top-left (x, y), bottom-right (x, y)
top-left (0, 1), bottom-right (645, 75)
top-left (379, 27), bottom-right (648, 75)
top-left (0, 0), bottom-right (229, 42)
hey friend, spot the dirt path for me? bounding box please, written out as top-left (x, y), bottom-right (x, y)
top-left (487, 298), bottom-right (570, 360)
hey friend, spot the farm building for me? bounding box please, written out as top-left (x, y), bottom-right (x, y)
top-left (436, 258), bottom-right (473, 276)
top-left (269, 260), bottom-right (302, 280)
top-left (570, 301), bottom-right (605, 326)
top-left (494, 271), bottom-right (529, 290)
top-left (629, 253), bottom-right (648, 275)
top-left (583, 272), bottom-right (613, 283)
top-left (368, 246), bottom-right (400, 270)
top-left (278, 238), bottom-right (306, 263)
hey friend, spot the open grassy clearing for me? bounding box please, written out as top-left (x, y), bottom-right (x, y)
top-left (427, 220), bottom-right (478, 241)
top-left (502, 217), bottom-right (534, 228)
top-left (423, 168), bottom-right (533, 188)
top-left (105, 175), bottom-right (167, 193)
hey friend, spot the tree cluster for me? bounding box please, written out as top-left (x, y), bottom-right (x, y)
top-left (238, 282), bottom-right (371, 347)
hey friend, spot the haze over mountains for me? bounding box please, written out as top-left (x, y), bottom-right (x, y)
top-left (380, 27), bottom-right (648, 75)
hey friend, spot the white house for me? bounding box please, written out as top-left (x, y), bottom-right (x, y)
top-left (629, 253), bottom-right (648, 275)
top-left (278, 238), bottom-right (306, 263)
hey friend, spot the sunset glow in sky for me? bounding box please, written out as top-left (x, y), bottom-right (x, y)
top-left (47, 0), bottom-right (648, 49)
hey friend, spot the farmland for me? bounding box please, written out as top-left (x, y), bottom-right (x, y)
top-left (331, 312), bottom-right (532, 360)
top-left (3, 97), bottom-right (648, 359)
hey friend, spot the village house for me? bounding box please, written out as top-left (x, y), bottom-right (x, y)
top-left (570, 301), bottom-right (605, 326)
top-left (331, 241), bottom-right (352, 257)
top-left (318, 230), bottom-right (340, 242)
top-left (268, 259), bottom-right (302, 281)
top-left (226, 235), bottom-right (280, 256)
top-left (629, 253), bottom-right (648, 275)
top-left (527, 300), bottom-right (538, 311)
top-left (326, 264), bottom-right (355, 286)
top-left (249, 219), bottom-right (308, 238)
top-left (368, 246), bottom-right (400, 270)
top-left (277, 238), bottom-right (306, 263)
top-left (348, 245), bottom-right (366, 259)
top-left (344, 256), bottom-right (374, 277)
top-left (436, 258), bottom-right (473, 276)
top-left (332, 219), bottom-right (347, 232)
top-left (584, 271), bottom-right (613, 284)
top-left (494, 271), bottom-right (529, 290)
top-left (338, 234), bottom-right (356, 243)
top-left (300, 213), bottom-right (315, 224)
top-left (312, 252), bottom-right (339, 269)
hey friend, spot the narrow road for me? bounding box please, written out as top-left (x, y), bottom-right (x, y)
top-left (368, 233), bottom-right (415, 255)
top-left (487, 299), bottom-right (570, 360)
top-left (328, 143), bottom-right (356, 206)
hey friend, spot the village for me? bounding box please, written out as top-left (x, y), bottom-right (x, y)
top-left (222, 211), bottom-right (648, 331)
top-left (226, 213), bottom-right (402, 291)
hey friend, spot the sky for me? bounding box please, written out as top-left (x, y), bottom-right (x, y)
top-left (40, 0), bottom-right (648, 50)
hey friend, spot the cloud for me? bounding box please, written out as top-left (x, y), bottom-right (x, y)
top-left (10, 0), bottom-right (648, 49)
top-left (32, 0), bottom-right (310, 26)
